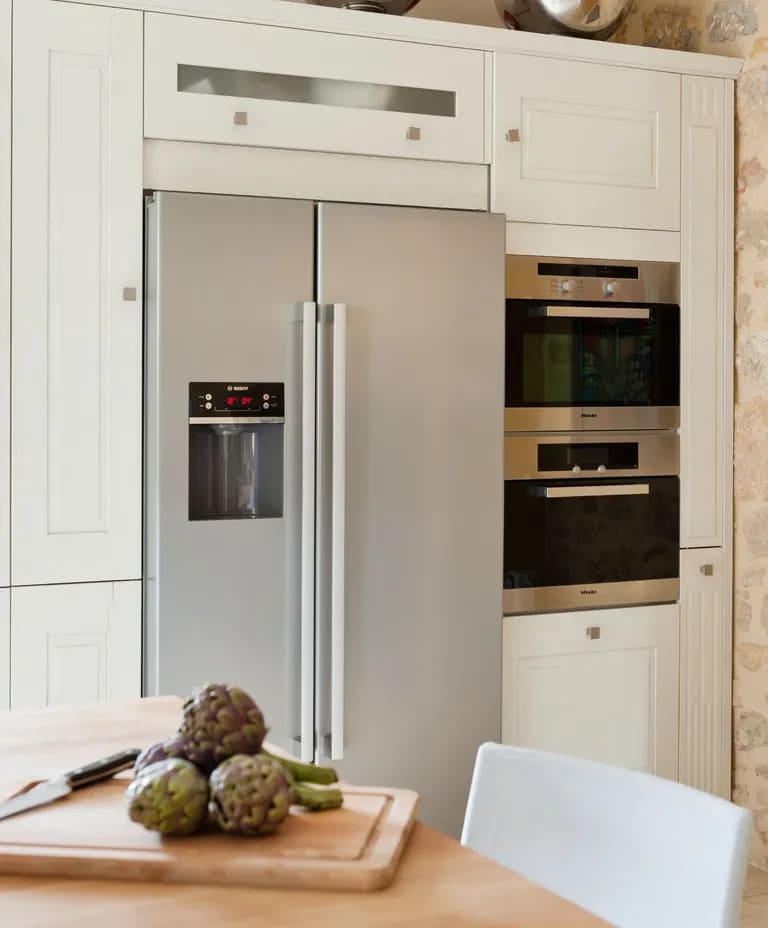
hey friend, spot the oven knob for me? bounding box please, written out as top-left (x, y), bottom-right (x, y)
top-left (205, 402), bottom-right (212, 410)
top-left (603, 281), bottom-right (619, 296)
top-left (571, 465), bottom-right (582, 474)
top-left (597, 464), bottom-right (607, 473)
top-left (560, 279), bottom-right (577, 294)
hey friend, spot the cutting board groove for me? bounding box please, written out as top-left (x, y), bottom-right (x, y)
top-left (0, 778), bottom-right (418, 891)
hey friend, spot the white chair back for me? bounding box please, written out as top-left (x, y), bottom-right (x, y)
top-left (461, 743), bottom-right (752, 928)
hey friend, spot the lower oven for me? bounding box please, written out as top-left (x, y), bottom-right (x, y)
top-left (504, 432), bottom-right (679, 615)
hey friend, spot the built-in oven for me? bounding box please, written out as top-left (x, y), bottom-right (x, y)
top-left (505, 256), bottom-right (680, 432)
top-left (504, 432), bottom-right (680, 615)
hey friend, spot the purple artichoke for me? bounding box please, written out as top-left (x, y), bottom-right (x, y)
top-left (177, 683), bottom-right (268, 773)
top-left (127, 759), bottom-right (209, 836)
top-left (208, 754), bottom-right (292, 836)
top-left (133, 736), bottom-right (194, 776)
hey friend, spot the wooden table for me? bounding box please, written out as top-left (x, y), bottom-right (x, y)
top-left (0, 698), bottom-right (609, 927)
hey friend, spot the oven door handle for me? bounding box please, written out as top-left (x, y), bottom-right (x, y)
top-left (534, 484), bottom-right (651, 499)
top-left (531, 306), bottom-right (651, 320)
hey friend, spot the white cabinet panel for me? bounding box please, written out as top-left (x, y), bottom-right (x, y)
top-left (145, 13), bottom-right (486, 164)
top-left (679, 548), bottom-right (731, 798)
top-left (493, 54), bottom-right (681, 230)
top-left (0, 588), bottom-right (8, 711)
top-left (503, 605), bottom-right (679, 779)
top-left (0, 0), bottom-right (9, 589)
top-left (10, 581), bottom-right (141, 710)
top-left (680, 77), bottom-right (733, 548)
top-left (11, 0), bottom-right (142, 585)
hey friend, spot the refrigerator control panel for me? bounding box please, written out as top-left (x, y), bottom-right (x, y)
top-left (189, 382), bottom-right (285, 420)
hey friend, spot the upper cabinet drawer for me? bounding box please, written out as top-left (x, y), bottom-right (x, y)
top-left (493, 54), bottom-right (681, 230)
top-left (144, 14), bottom-right (486, 164)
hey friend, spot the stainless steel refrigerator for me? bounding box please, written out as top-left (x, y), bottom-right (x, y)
top-left (144, 192), bottom-right (504, 836)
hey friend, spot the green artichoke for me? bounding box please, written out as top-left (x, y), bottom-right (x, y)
top-left (127, 759), bottom-right (209, 836)
top-left (133, 736), bottom-right (194, 776)
top-left (208, 754), bottom-right (292, 836)
top-left (177, 683), bottom-right (268, 773)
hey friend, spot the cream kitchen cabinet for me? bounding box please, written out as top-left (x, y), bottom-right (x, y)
top-left (502, 605), bottom-right (679, 779)
top-left (492, 54), bottom-right (681, 231)
top-left (144, 12), bottom-right (487, 165)
top-left (679, 548), bottom-right (731, 798)
top-left (0, 0), bottom-right (9, 590)
top-left (11, 0), bottom-right (143, 586)
top-left (0, 588), bottom-right (8, 711)
top-left (10, 581), bottom-right (141, 710)
top-left (680, 76), bottom-right (734, 549)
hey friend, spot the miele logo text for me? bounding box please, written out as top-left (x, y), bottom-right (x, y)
top-left (581, 413), bottom-right (598, 419)
top-left (580, 589), bottom-right (598, 596)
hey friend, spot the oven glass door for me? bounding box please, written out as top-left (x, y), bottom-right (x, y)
top-left (504, 476), bottom-right (679, 614)
top-left (505, 301), bottom-right (680, 430)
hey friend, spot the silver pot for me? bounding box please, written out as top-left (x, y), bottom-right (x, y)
top-left (306, 0), bottom-right (422, 13)
top-left (495, 0), bottom-right (631, 39)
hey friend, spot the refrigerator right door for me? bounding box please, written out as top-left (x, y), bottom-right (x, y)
top-left (316, 203), bottom-right (505, 836)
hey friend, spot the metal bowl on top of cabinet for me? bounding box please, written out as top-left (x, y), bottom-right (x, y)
top-left (305, 0), bottom-right (422, 13)
top-left (495, 0), bottom-right (632, 39)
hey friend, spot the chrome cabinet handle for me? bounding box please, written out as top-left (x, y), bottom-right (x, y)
top-left (329, 303), bottom-right (347, 762)
top-left (506, 129), bottom-right (520, 142)
top-left (531, 306), bottom-right (651, 320)
top-left (405, 126), bottom-right (421, 141)
top-left (536, 484), bottom-right (650, 499)
top-left (300, 301), bottom-right (317, 764)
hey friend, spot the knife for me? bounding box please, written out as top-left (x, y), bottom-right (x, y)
top-left (0, 748), bottom-right (141, 822)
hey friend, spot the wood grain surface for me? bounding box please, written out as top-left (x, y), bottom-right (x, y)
top-left (0, 697), bottom-right (610, 926)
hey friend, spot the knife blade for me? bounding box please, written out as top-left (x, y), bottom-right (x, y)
top-left (0, 747), bottom-right (141, 821)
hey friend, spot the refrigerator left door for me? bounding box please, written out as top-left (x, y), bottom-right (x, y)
top-left (145, 192), bottom-right (315, 757)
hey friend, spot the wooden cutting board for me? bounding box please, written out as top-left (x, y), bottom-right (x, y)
top-left (0, 776), bottom-right (418, 891)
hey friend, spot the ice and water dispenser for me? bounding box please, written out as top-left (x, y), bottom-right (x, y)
top-left (188, 382), bottom-right (285, 521)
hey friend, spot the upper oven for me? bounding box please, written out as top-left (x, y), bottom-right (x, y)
top-left (505, 256), bottom-right (680, 432)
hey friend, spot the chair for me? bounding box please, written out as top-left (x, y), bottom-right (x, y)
top-left (461, 743), bottom-right (752, 928)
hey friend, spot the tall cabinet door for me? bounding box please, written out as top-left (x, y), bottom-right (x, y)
top-left (11, 1), bottom-right (143, 585)
top-left (316, 203), bottom-right (505, 837)
top-left (10, 581), bottom-right (141, 710)
top-left (680, 76), bottom-right (734, 548)
top-left (679, 548), bottom-right (731, 798)
top-left (0, 0), bottom-right (9, 589)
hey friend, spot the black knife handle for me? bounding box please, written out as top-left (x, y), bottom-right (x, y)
top-left (64, 748), bottom-right (141, 789)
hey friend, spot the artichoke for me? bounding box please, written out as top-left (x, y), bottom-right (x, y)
top-left (133, 736), bottom-right (194, 775)
top-left (177, 683), bottom-right (268, 773)
top-left (127, 759), bottom-right (209, 836)
top-left (209, 754), bottom-right (292, 836)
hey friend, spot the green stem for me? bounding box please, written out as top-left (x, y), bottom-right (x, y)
top-left (263, 750), bottom-right (338, 785)
top-left (292, 782), bottom-right (344, 812)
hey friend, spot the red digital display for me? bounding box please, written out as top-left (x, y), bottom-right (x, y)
top-left (225, 396), bottom-right (254, 408)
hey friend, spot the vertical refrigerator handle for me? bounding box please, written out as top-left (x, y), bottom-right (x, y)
top-left (330, 303), bottom-right (347, 760)
top-left (300, 301), bottom-right (317, 763)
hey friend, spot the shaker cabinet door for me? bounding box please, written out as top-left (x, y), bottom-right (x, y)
top-left (0, 0), bottom-right (8, 590)
top-left (11, 0), bottom-right (143, 585)
top-left (492, 54), bottom-right (681, 230)
top-left (502, 605), bottom-right (680, 780)
top-left (680, 77), bottom-right (733, 548)
top-left (10, 581), bottom-right (141, 710)
top-left (679, 548), bottom-right (731, 798)
top-left (144, 13), bottom-right (486, 164)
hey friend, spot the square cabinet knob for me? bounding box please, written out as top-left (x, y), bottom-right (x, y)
top-left (233, 111), bottom-right (248, 126)
top-left (405, 126), bottom-right (421, 141)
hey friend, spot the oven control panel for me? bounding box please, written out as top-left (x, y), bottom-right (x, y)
top-left (189, 382), bottom-right (285, 419)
